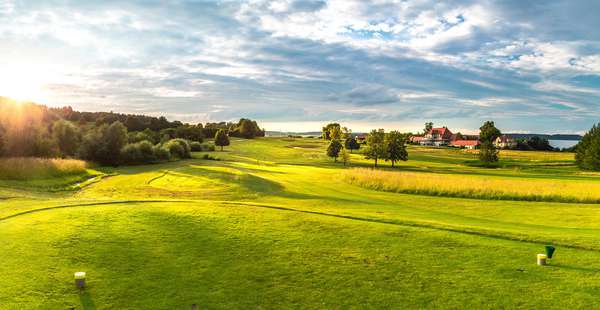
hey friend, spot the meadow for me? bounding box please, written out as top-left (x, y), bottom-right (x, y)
top-left (3, 138), bottom-right (600, 308)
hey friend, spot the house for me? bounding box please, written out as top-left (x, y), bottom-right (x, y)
top-left (420, 127), bottom-right (454, 146)
top-left (450, 139), bottom-right (480, 150)
top-left (355, 134), bottom-right (367, 144)
top-left (494, 135), bottom-right (516, 149)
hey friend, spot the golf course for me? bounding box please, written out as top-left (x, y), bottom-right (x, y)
top-left (2, 137), bottom-right (600, 308)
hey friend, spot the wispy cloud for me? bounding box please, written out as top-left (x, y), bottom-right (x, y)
top-left (0, 0), bottom-right (599, 133)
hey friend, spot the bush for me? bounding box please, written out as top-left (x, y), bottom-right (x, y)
top-left (137, 141), bottom-right (156, 162)
top-left (202, 154), bottom-right (220, 161)
top-left (120, 140), bottom-right (158, 165)
top-left (153, 145), bottom-right (171, 161)
top-left (190, 141), bottom-right (203, 152)
top-left (164, 139), bottom-right (191, 159)
top-left (201, 143), bottom-right (215, 152)
top-left (120, 144), bottom-right (142, 164)
top-left (190, 141), bottom-right (216, 152)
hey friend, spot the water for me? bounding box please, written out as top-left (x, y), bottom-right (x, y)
top-left (548, 139), bottom-right (579, 149)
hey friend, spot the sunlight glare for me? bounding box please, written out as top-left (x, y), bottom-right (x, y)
top-left (0, 64), bottom-right (51, 103)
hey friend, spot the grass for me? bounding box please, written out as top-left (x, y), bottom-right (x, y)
top-left (343, 168), bottom-right (600, 203)
top-left (3, 138), bottom-right (600, 308)
top-left (0, 157), bottom-right (88, 180)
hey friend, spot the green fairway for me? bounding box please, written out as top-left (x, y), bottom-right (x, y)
top-left (2, 138), bottom-right (600, 308)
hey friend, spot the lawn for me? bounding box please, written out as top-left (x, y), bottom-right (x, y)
top-left (2, 138), bottom-right (600, 308)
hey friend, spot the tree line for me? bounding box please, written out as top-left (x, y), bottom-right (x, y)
top-left (0, 98), bottom-right (262, 165)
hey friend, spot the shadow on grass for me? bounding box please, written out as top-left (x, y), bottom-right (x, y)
top-left (547, 263), bottom-right (600, 273)
top-left (79, 291), bottom-right (96, 310)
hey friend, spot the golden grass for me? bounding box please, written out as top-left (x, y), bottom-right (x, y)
top-left (343, 168), bottom-right (600, 203)
top-left (0, 157), bottom-right (88, 180)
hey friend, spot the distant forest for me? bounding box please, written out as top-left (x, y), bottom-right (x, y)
top-left (0, 97), bottom-right (264, 164)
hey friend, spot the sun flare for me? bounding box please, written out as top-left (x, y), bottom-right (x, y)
top-left (0, 64), bottom-right (51, 103)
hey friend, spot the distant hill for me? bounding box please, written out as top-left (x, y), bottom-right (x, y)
top-left (505, 133), bottom-right (582, 141)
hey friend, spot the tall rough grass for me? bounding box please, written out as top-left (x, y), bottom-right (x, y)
top-left (344, 168), bottom-right (600, 203)
top-left (0, 157), bottom-right (88, 180)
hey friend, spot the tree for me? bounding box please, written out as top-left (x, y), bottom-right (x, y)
top-left (329, 126), bottom-right (342, 141)
top-left (345, 136), bottom-right (360, 153)
top-left (327, 139), bottom-right (343, 162)
top-left (424, 122), bottom-right (433, 134)
top-left (576, 124), bottom-right (600, 170)
top-left (385, 131), bottom-right (408, 167)
top-left (341, 127), bottom-right (351, 140)
top-left (364, 129), bottom-right (386, 167)
top-left (53, 120), bottom-right (80, 157)
top-left (340, 147), bottom-right (350, 166)
top-left (104, 121), bottom-right (129, 164)
top-left (79, 121), bottom-right (128, 165)
top-left (214, 129), bottom-right (230, 151)
top-left (322, 123), bottom-right (340, 140)
top-left (239, 119), bottom-right (256, 138)
top-left (478, 121), bottom-right (501, 165)
top-left (479, 121), bottom-right (501, 143)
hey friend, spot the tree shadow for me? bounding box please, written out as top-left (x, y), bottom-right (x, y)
top-left (547, 263), bottom-right (600, 273)
top-left (79, 291), bottom-right (96, 310)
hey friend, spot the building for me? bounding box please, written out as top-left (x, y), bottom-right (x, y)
top-left (450, 139), bottom-right (480, 150)
top-left (494, 135), bottom-right (516, 149)
top-left (420, 127), bottom-right (454, 146)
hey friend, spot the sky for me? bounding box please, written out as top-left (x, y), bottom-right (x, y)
top-left (1, 0), bottom-right (599, 134)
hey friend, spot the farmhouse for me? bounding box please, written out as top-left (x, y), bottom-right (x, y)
top-left (494, 135), bottom-right (516, 149)
top-left (419, 127), bottom-right (454, 146)
top-left (412, 127), bottom-right (480, 149)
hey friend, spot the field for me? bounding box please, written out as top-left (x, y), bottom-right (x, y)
top-left (3, 138), bottom-right (600, 308)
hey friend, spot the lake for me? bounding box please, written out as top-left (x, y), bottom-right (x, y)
top-left (549, 139), bottom-right (579, 149)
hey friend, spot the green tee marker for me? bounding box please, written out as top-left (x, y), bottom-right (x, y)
top-left (545, 245), bottom-right (556, 259)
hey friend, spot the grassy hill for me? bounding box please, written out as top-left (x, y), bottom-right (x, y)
top-left (2, 138), bottom-right (600, 308)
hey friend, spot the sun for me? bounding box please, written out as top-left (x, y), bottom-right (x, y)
top-left (0, 64), bottom-right (51, 103)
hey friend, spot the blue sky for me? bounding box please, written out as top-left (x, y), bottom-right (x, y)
top-left (1, 0), bottom-right (599, 133)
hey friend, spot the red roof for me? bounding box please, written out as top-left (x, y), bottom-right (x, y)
top-left (428, 127), bottom-right (453, 139)
top-left (411, 136), bottom-right (425, 142)
top-left (451, 140), bottom-right (480, 146)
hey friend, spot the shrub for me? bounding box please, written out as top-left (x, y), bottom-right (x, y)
top-left (201, 143), bottom-right (215, 152)
top-left (164, 139), bottom-right (191, 159)
top-left (120, 140), bottom-right (157, 164)
top-left (172, 138), bottom-right (191, 158)
top-left (153, 145), bottom-right (171, 161)
top-left (120, 143), bottom-right (142, 164)
top-left (190, 141), bottom-right (203, 152)
top-left (202, 154), bottom-right (220, 161)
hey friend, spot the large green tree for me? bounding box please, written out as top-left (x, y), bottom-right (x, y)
top-left (214, 129), bottom-right (230, 151)
top-left (576, 124), bottom-right (600, 170)
top-left (364, 129), bottom-right (386, 167)
top-left (327, 139), bottom-right (343, 162)
top-left (345, 136), bottom-right (360, 153)
top-left (80, 121), bottom-right (128, 165)
top-left (52, 120), bottom-right (80, 157)
top-left (424, 122), bottom-right (433, 134)
top-left (478, 121), bottom-right (501, 165)
top-left (322, 123), bottom-right (340, 140)
top-left (385, 131), bottom-right (408, 167)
